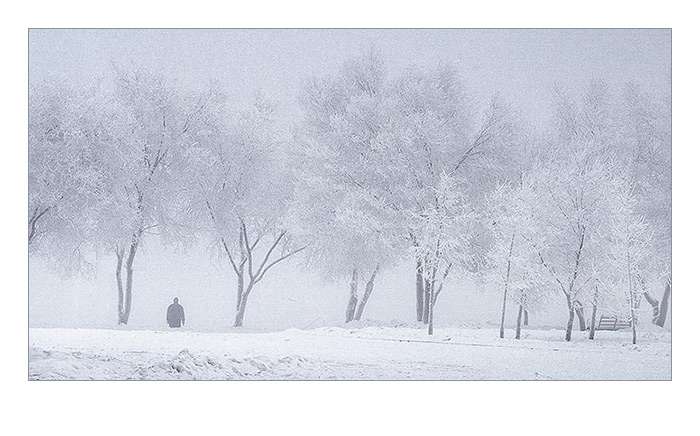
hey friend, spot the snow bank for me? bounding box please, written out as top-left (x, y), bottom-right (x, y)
top-left (29, 326), bottom-right (671, 380)
top-left (29, 347), bottom-right (328, 380)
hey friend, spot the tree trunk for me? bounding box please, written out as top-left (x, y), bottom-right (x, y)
top-left (629, 286), bottom-right (637, 345)
top-left (499, 288), bottom-right (508, 339)
top-left (236, 273), bottom-right (245, 312)
top-left (121, 238), bottom-right (139, 324)
top-left (565, 296), bottom-right (575, 342)
top-left (345, 269), bottom-right (359, 323)
top-left (425, 275), bottom-right (434, 335)
top-left (564, 230), bottom-right (585, 341)
top-left (115, 232), bottom-right (140, 325)
top-left (523, 310), bottom-right (529, 326)
top-left (115, 250), bottom-right (125, 324)
top-left (500, 234), bottom-right (516, 338)
top-left (574, 302), bottom-right (586, 331)
top-left (427, 295), bottom-right (435, 336)
top-left (415, 258), bottom-right (424, 322)
top-left (588, 304), bottom-right (597, 340)
top-left (515, 305), bottom-right (523, 339)
top-left (28, 206), bottom-right (51, 246)
top-left (354, 265), bottom-right (380, 321)
top-left (627, 257), bottom-right (637, 344)
top-left (643, 291), bottom-right (660, 324)
top-left (655, 281), bottom-right (671, 327)
top-left (122, 232), bottom-right (141, 324)
top-left (234, 291), bottom-right (251, 327)
top-left (422, 277), bottom-right (430, 324)
top-left (236, 227), bottom-right (245, 311)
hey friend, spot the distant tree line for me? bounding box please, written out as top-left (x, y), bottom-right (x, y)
top-left (29, 51), bottom-right (671, 342)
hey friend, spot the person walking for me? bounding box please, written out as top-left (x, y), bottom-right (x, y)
top-left (166, 297), bottom-right (185, 328)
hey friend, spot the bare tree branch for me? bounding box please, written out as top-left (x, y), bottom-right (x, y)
top-left (253, 246), bottom-right (306, 285)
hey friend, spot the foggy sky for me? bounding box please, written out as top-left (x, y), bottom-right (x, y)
top-left (28, 29), bottom-right (671, 330)
top-left (29, 29), bottom-right (671, 128)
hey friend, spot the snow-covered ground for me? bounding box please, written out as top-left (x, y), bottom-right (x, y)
top-left (28, 324), bottom-right (671, 380)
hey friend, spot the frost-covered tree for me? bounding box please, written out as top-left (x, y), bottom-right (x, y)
top-left (616, 83), bottom-right (672, 325)
top-left (29, 69), bottom-right (211, 324)
top-left (294, 180), bottom-right (391, 322)
top-left (497, 79), bottom-right (672, 341)
top-left (551, 80), bottom-right (671, 329)
top-left (294, 50), bottom-right (404, 322)
top-left (410, 174), bottom-right (477, 335)
top-left (299, 51), bottom-right (524, 333)
top-left (584, 273), bottom-right (627, 340)
top-left (182, 93), bottom-right (304, 327)
top-left (527, 148), bottom-right (622, 341)
top-left (608, 175), bottom-right (656, 344)
top-left (95, 68), bottom-right (210, 324)
top-left (289, 160), bottom-right (399, 322)
top-left (390, 76), bottom-right (524, 325)
top-left (485, 177), bottom-right (552, 339)
top-left (508, 270), bottom-right (551, 340)
top-left (297, 50), bottom-right (404, 321)
top-left (28, 80), bottom-right (106, 272)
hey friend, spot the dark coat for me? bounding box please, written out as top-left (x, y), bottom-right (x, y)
top-left (167, 303), bottom-right (185, 328)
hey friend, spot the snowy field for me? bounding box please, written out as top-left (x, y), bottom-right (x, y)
top-left (29, 324), bottom-right (671, 380)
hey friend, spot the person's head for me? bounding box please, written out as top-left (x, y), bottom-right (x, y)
top-left (173, 297), bottom-right (179, 304)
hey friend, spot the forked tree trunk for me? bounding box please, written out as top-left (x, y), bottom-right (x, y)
top-left (426, 261), bottom-right (452, 336)
top-left (574, 302), bottom-right (587, 331)
top-left (523, 310), bottom-right (529, 326)
top-left (354, 265), bottom-right (380, 321)
top-left (236, 273), bottom-right (245, 312)
top-left (231, 223), bottom-right (306, 327)
top-left (345, 269), bottom-right (359, 323)
top-left (234, 289), bottom-right (251, 327)
top-left (515, 305), bottom-right (523, 339)
top-left (415, 258), bottom-right (424, 322)
top-left (588, 304), bottom-right (597, 340)
top-left (234, 296), bottom-right (248, 327)
top-left (656, 281), bottom-right (671, 327)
